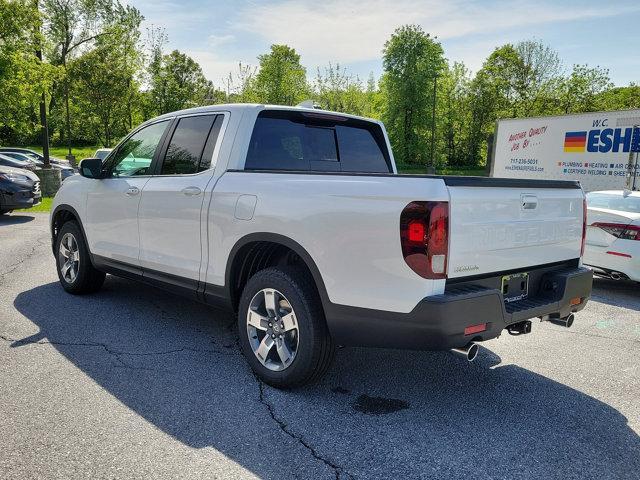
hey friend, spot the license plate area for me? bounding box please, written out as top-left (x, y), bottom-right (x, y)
top-left (501, 272), bottom-right (529, 303)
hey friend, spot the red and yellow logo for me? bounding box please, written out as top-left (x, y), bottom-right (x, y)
top-left (563, 131), bottom-right (587, 153)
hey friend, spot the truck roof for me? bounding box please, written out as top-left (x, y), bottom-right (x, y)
top-left (151, 103), bottom-right (381, 125)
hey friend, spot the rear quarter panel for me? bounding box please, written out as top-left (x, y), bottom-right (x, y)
top-left (205, 172), bottom-right (449, 313)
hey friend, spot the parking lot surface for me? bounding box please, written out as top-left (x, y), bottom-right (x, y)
top-left (1, 213), bottom-right (639, 479)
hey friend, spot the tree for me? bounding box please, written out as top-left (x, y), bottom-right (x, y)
top-left (252, 44), bottom-right (308, 105)
top-left (0, 0), bottom-right (58, 144)
top-left (557, 64), bottom-right (613, 113)
top-left (597, 84), bottom-right (640, 110)
top-left (381, 25), bottom-right (445, 166)
top-left (42, 0), bottom-right (140, 154)
top-left (70, 12), bottom-right (143, 146)
top-left (438, 62), bottom-right (472, 166)
top-left (223, 62), bottom-right (258, 103)
top-left (148, 50), bottom-right (213, 115)
top-left (513, 40), bottom-right (562, 115)
top-left (313, 63), bottom-right (367, 115)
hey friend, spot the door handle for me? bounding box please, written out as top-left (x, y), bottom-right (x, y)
top-left (521, 194), bottom-right (538, 210)
top-left (181, 186), bottom-right (202, 196)
top-left (125, 186), bottom-right (140, 196)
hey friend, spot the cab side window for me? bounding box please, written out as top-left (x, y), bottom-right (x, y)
top-left (107, 120), bottom-right (170, 177)
top-left (160, 115), bottom-right (222, 175)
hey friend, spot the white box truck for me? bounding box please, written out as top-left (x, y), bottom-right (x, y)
top-left (491, 109), bottom-right (640, 192)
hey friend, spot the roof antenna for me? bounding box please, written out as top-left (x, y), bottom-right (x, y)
top-left (296, 100), bottom-right (321, 109)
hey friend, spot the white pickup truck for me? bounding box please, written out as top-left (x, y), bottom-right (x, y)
top-left (50, 104), bottom-right (592, 387)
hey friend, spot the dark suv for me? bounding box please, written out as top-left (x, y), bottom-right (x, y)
top-left (0, 165), bottom-right (41, 215)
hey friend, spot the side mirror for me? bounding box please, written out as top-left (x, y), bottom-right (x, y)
top-left (79, 158), bottom-right (103, 179)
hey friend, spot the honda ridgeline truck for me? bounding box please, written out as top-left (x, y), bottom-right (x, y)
top-left (50, 104), bottom-right (592, 387)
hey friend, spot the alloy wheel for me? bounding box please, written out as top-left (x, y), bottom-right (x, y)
top-left (58, 233), bottom-right (80, 284)
top-left (246, 288), bottom-right (300, 371)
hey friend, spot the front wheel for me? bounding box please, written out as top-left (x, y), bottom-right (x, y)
top-left (55, 221), bottom-right (105, 294)
top-left (238, 267), bottom-right (335, 388)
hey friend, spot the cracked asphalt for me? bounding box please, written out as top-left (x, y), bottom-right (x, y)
top-left (1, 213), bottom-right (639, 480)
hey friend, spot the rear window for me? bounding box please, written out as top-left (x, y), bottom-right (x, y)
top-left (245, 110), bottom-right (391, 173)
top-left (587, 193), bottom-right (640, 213)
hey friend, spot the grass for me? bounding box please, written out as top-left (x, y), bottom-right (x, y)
top-left (17, 197), bottom-right (53, 213)
top-left (24, 145), bottom-right (100, 162)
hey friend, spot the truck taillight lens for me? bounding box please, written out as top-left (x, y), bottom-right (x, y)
top-left (592, 222), bottom-right (640, 241)
top-left (400, 201), bottom-right (449, 279)
top-left (581, 198), bottom-right (587, 256)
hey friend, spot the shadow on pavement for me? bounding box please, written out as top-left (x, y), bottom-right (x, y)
top-left (0, 214), bottom-right (35, 225)
top-left (12, 278), bottom-right (640, 479)
top-left (591, 277), bottom-right (640, 311)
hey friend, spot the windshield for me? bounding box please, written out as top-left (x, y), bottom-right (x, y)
top-left (587, 192), bottom-right (640, 214)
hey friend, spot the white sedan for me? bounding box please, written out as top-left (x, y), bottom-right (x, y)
top-left (584, 190), bottom-right (640, 282)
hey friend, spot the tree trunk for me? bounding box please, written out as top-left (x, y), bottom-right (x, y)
top-left (64, 72), bottom-right (72, 157)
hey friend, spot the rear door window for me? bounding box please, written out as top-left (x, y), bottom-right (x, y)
top-left (161, 115), bottom-right (217, 175)
top-left (245, 110), bottom-right (391, 173)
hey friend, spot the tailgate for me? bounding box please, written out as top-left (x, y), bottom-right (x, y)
top-left (447, 184), bottom-right (584, 278)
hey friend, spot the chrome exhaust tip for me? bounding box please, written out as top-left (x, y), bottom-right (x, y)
top-left (547, 313), bottom-right (575, 328)
top-left (451, 343), bottom-right (479, 362)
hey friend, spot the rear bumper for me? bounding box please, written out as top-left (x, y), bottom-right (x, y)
top-left (326, 266), bottom-right (593, 350)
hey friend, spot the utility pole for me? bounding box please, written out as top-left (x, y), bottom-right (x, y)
top-left (33, 0), bottom-right (61, 196)
top-left (631, 125), bottom-right (639, 191)
top-left (429, 74), bottom-right (437, 170)
top-left (34, 0), bottom-right (50, 168)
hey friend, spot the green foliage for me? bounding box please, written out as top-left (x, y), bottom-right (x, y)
top-left (0, 0), bottom-right (59, 144)
top-left (381, 25), bottom-right (445, 166)
top-left (557, 64), bottom-right (614, 114)
top-left (597, 84), bottom-right (640, 110)
top-left (436, 62), bottom-right (472, 167)
top-left (147, 50), bottom-right (214, 116)
top-left (251, 44), bottom-right (309, 105)
top-left (70, 30), bottom-right (141, 145)
top-left (2, 6), bottom-right (638, 173)
top-left (313, 63), bottom-right (364, 115)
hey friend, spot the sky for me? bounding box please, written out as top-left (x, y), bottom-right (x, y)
top-left (128, 0), bottom-right (640, 89)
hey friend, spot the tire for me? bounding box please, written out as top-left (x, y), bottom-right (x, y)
top-left (55, 221), bottom-right (105, 294)
top-left (238, 266), bottom-right (335, 388)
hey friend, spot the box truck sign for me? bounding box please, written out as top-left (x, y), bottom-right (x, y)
top-left (492, 110), bottom-right (640, 192)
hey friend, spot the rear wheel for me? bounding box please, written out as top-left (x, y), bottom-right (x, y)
top-left (55, 221), bottom-right (105, 294)
top-left (238, 266), bottom-right (334, 388)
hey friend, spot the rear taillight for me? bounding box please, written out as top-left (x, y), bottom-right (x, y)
top-left (400, 201), bottom-right (449, 279)
top-left (581, 198), bottom-right (587, 256)
top-left (592, 222), bottom-right (640, 241)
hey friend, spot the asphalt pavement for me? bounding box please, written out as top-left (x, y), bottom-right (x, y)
top-left (1, 213), bottom-right (639, 479)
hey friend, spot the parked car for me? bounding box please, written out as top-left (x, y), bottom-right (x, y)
top-left (50, 104), bottom-right (592, 387)
top-left (0, 153), bottom-right (38, 171)
top-left (0, 147), bottom-right (70, 167)
top-left (0, 165), bottom-right (41, 215)
top-left (0, 151), bottom-right (76, 179)
top-left (584, 190), bottom-right (640, 282)
top-left (94, 148), bottom-right (113, 160)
